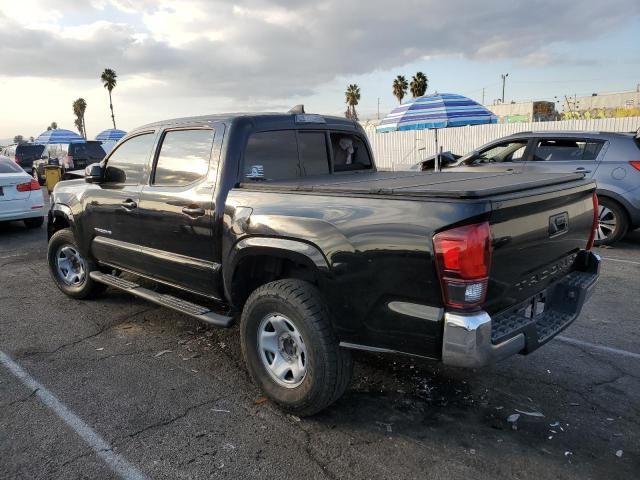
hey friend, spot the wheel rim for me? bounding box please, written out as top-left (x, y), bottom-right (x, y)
top-left (258, 313), bottom-right (307, 388)
top-left (596, 205), bottom-right (617, 241)
top-left (55, 245), bottom-right (87, 286)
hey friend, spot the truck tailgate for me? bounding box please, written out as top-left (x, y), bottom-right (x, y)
top-left (485, 180), bottom-right (596, 315)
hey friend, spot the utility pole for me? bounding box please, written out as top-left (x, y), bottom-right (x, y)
top-left (501, 73), bottom-right (509, 103)
top-left (482, 87), bottom-right (485, 105)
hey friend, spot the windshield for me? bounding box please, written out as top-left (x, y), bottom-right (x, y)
top-left (69, 142), bottom-right (106, 160)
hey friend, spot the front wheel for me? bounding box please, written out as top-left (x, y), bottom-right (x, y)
top-left (240, 279), bottom-right (352, 416)
top-left (47, 228), bottom-right (106, 299)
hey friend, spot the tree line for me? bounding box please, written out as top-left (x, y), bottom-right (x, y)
top-left (344, 72), bottom-right (429, 121)
top-left (11, 68), bottom-right (119, 144)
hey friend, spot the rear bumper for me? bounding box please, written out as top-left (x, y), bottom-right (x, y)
top-left (442, 251), bottom-right (600, 368)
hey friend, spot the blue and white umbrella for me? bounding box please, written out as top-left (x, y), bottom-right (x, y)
top-left (377, 93), bottom-right (497, 171)
top-left (377, 93), bottom-right (497, 133)
top-left (34, 129), bottom-right (85, 144)
top-left (95, 129), bottom-right (126, 142)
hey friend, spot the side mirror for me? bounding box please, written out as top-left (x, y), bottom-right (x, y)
top-left (85, 163), bottom-right (104, 183)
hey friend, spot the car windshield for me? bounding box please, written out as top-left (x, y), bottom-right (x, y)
top-left (16, 144), bottom-right (45, 160)
top-left (69, 142), bottom-right (106, 160)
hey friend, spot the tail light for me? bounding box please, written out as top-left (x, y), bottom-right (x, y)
top-left (586, 192), bottom-right (599, 250)
top-left (14, 154), bottom-right (22, 164)
top-left (433, 221), bottom-right (492, 309)
top-left (630, 161), bottom-right (640, 172)
top-left (16, 179), bottom-right (41, 192)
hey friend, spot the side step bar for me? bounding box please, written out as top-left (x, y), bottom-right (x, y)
top-left (90, 271), bottom-right (233, 328)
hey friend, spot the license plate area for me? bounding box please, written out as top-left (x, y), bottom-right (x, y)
top-left (523, 292), bottom-right (546, 319)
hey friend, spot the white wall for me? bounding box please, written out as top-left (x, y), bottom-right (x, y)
top-left (365, 117), bottom-right (640, 171)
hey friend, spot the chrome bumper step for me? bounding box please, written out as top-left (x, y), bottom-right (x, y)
top-left (89, 271), bottom-right (233, 328)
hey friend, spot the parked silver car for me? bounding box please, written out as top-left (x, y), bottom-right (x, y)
top-left (417, 131), bottom-right (640, 245)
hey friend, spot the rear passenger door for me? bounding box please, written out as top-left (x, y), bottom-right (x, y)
top-left (525, 138), bottom-right (606, 178)
top-left (135, 127), bottom-right (220, 296)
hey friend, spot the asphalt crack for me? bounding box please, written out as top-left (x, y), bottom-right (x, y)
top-left (115, 396), bottom-right (226, 442)
top-left (17, 307), bottom-right (156, 358)
top-left (0, 388), bottom-right (39, 409)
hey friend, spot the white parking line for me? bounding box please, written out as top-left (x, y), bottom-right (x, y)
top-left (0, 350), bottom-right (148, 480)
top-left (599, 256), bottom-right (640, 266)
top-left (556, 336), bottom-right (640, 360)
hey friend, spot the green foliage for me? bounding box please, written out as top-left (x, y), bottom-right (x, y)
top-left (410, 72), bottom-right (428, 98)
top-left (392, 75), bottom-right (408, 104)
top-left (344, 84), bottom-right (361, 120)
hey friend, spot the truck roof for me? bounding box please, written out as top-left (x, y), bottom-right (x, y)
top-left (134, 112), bottom-right (359, 133)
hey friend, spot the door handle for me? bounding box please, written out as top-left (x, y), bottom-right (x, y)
top-left (182, 206), bottom-right (205, 217)
top-left (574, 167), bottom-right (591, 174)
top-left (121, 199), bottom-right (137, 210)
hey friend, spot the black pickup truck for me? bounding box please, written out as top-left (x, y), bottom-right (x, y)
top-left (47, 112), bottom-right (600, 415)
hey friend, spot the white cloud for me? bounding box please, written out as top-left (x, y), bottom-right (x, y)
top-left (0, 0), bottom-right (638, 136)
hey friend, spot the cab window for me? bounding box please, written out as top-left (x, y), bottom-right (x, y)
top-left (104, 133), bottom-right (156, 184)
top-left (330, 133), bottom-right (372, 172)
top-left (533, 139), bottom-right (604, 162)
top-left (470, 140), bottom-right (528, 164)
top-left (153, 129), bottom-right (214, 186)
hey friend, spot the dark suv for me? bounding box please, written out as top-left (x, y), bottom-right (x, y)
top-left (33, 141), bottom-right (106, 183)
top-left (1, 143), bottom-right (46, 176)
top-left (423, 131), bottom-right (640, 245)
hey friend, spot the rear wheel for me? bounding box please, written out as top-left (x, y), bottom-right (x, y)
top-left (240, 279), bottom-right (352, 416)
top-left (47, 228), bottom-right (106, 299)
top-left (595, 197), bottom-right (628, 246)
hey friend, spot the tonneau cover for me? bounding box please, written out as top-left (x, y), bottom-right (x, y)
top-left (240, 171), bottom-right (589, 199)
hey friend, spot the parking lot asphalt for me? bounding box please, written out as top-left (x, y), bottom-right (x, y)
top-left (1, 198), bottom-right (639, 479)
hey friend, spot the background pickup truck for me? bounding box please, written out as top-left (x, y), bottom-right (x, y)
top-left (47, 111), bottom-right (600, 416)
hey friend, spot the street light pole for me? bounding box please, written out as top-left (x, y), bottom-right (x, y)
top-left (501, 73), bottom-right (509, 103)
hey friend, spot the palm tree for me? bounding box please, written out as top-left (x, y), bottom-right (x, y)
top-left (72, 98), bottom-right (87, 138)
top-left (392, 75), bottom-right (408, 104)
top-left (100, 68), bottom-right (117, 129)
top-left (410, 72), bottom-right (428, 98)
top-left (344, 84), bottom-right (361, 120)
top-left (46, 122), bottom-right (57, 131)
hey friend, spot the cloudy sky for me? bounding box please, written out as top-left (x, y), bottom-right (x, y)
top-left (0, 0), bottom-right (639, 140)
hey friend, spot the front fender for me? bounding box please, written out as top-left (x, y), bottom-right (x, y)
top-left (47, 203), bottom-right (76, 240)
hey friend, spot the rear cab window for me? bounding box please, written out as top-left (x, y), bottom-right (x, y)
top-left (533, 139), bottom-right (604, 162)
top-left (243, 129), bottom-right (371, 182)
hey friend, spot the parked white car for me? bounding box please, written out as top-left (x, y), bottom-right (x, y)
top-left (0, 155), bottom-right (45, 228)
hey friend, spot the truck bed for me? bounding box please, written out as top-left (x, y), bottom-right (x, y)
top-left (240, 171), bottom-right (589, 199)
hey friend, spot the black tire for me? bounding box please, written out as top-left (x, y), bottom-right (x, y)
top-left (47, 228), bottom-right (106, 299)
top-left (24, 216), bottom-right (44, 228)
top-left (240, 279), bottom-right (352, 416)
top-left (595, 197), bottom-right (628, 247)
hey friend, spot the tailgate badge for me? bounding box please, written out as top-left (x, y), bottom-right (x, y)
top-left (548, 212), bottom-right (569, 237)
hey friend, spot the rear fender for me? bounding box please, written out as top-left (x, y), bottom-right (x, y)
top-left (223, 236), bottom-right (330, 305)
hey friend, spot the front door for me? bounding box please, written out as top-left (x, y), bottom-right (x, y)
top-left (454, 138), bottom-right (532, 173)
top-left (135, 127), bottom-right (220, 296)
top-left (83, 131), bottom-right (158, 269)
